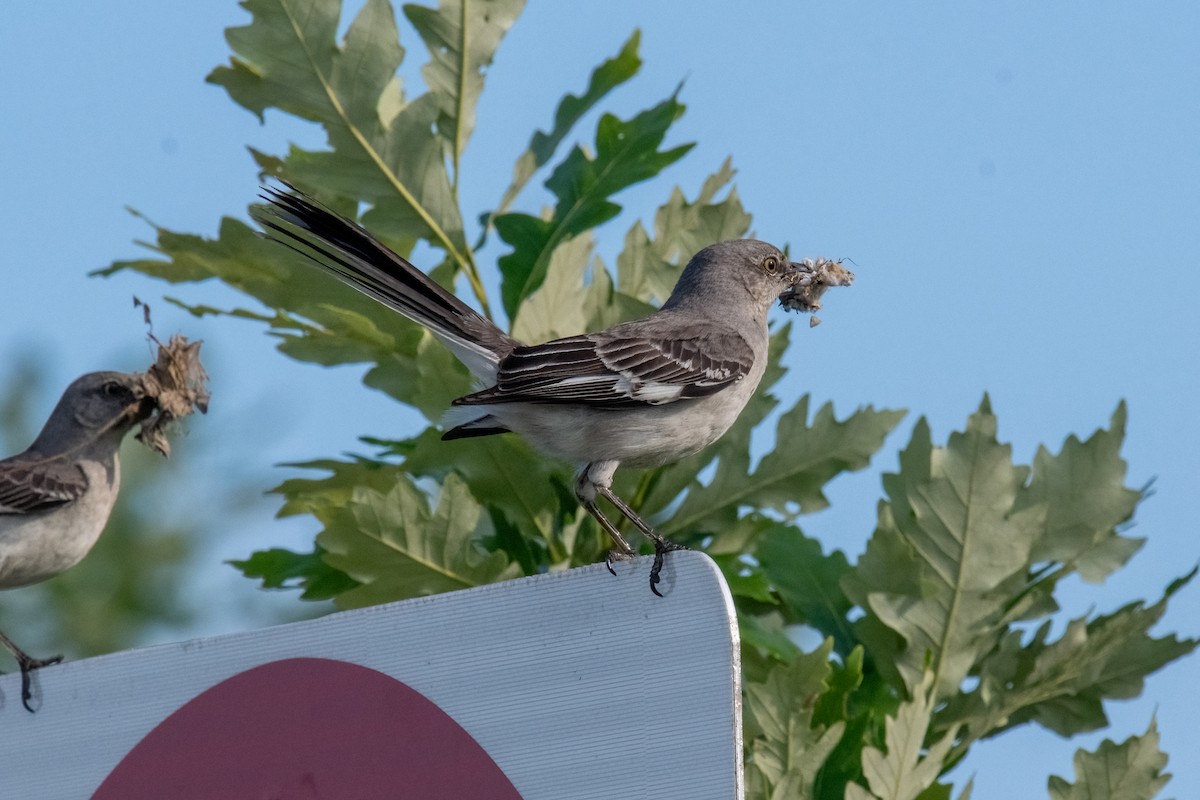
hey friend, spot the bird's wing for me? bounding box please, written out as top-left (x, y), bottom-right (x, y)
top-left (456, 323), bottom-right (754, 407)
top-left (0, 456), bottom-right (88, 515)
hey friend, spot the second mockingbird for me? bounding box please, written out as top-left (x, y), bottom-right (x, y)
top-left (255, 188), bottom-right (817, 595)
top-left (0, 371), bottom-right (152, 711)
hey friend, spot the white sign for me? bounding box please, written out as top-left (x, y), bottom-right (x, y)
top-left (0, 552), bottom-right (742, 799)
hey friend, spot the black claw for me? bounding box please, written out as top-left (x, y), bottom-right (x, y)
top-left (648, 537), bottom-right (688, 597)
top-left (605, 551), bottom-right (617, 576)
top-left (16, 654), bottom-right (62, 713)
top-left (648, 554), bottom-right (667, 597)
top-left (20, 675), bottom-right (34, 714)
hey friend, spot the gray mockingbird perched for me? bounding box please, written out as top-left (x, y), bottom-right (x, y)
top-left (0, 372), bottom-right (152, 711)
top-left (254, 188), bottom-right (816, 595)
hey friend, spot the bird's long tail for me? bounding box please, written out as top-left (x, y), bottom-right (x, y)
top-left (251, 187), bottom-right (515, 381)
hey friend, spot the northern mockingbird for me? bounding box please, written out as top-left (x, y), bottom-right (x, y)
top-left (0, 371), bottom-right (152, 711)
top-left (255, 188), bottom-right (817, 595)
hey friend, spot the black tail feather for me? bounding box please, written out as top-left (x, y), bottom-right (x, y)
top-left (252, 187), bottom-right (516, 360)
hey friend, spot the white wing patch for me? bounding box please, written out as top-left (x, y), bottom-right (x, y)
top-left (629, 381), bottom-right (686, 404)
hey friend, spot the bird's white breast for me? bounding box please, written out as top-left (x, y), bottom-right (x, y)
top-left (0, 459), bottom-right (120, 590)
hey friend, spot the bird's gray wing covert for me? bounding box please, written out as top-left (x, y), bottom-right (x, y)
top-left (456, 323), bottom-right (754, 407)
top-left (0, 456), bottom-right (88, 515)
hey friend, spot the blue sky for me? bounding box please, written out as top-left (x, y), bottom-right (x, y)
top-left (2, 2), bottom-right (1198, 797)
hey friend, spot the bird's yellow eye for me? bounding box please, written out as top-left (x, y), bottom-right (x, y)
top-left (763, 256), bottom-right (779, 275)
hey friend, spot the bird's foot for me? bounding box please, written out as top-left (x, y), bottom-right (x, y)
top-left (604, 548), bottom-right (636, 576)
top-left (649, 537), bottom-right (689, 598)
top-left (14, 652), bottom-right (62, 713)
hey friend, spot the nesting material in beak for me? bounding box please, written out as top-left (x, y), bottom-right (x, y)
top-left (133, 335), bottom-right (210, 456)
top-left (779, 257), bottom-right (856, 327)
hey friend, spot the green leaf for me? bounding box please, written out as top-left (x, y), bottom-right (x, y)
top-left (508, 232), bottom-right (648, 344)
top-left (401, 427), bottom-right (571, 551)
top-left (228, 547), bottom-right (358, 600)
top-left (1047, 718), bottom-right (1171, 800)
top-left (496, 91), bottom-right (694, 317)
top-left (271, 456), bottom-right (409, 519)
top-left (743, 639), bottom-right (847, 800)
top-left (509, 232), bottom-right (598, 342)
top-left (212, 0), bottom-right (350, 124)
top-left (318, 472), bottom-right (521, 608)
top-left (1016, 402), bottom-right (1143, 583)
top-left (812, 644), bottom-right (864, 730)
top-left (739, 611), bottom-right (802, 675)
top-left (849, 673), bottom-right (959, 800)
top-left (937, 569), bottom-right (1197, 742)
top-left (848, 399), bottom-right (1042, 698)
top-left (711, 554), bottom-right (775, 604)
top-left (662, 398), bottom-right (905, 536)
top-left (241, 459), bottom-right (402, 602)
top-left (360, 328), bottom-right (475, 420)
top-left (617, 158), bottom-right (752, 305)
top-left (489, 30), bottom-right (643, 223)
top-left (403, 0), bottom-right (524, 179)
top-left (485, 506), bottom-right (541, 575)
top-left (757, 525), bottom-right (856, 655)
top-left (208, 0), bottom-right (484, 296)
top-left (841, 502), bottom-right (928, 691)
top-left (702, 513), bottom-right (778, 556)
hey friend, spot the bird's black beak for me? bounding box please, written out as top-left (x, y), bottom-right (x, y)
top-left (133, 394), bottom-right (158, 420)
top-left (121, 381), bottom-right (158, 423)
top-left (784, 260), bottom-right (814, 286)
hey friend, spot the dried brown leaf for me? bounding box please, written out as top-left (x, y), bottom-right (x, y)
top-left (134, 334), bottom-right (210, 456)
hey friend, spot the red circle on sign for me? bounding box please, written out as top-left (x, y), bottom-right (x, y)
top-left (92, 658), bottom-right (522, 799)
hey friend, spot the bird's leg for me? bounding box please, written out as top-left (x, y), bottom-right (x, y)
top-left (582, 501), bottom-right (633, 553)
top-left (584, 499), bottom-right (637, 575)
top-left (0, 629), bottom-right (62, 713)
top-left (578, 462), bottom-right (686, 596)
top-left (595, 486), bottom-right (688, 597)
top-left (575, 465), bottom-right (635, 574)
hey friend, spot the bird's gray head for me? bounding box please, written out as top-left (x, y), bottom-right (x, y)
top-left (28, 372), bottom-right (153, 457)
top-left (661, 240), bottom-right (809, 318)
